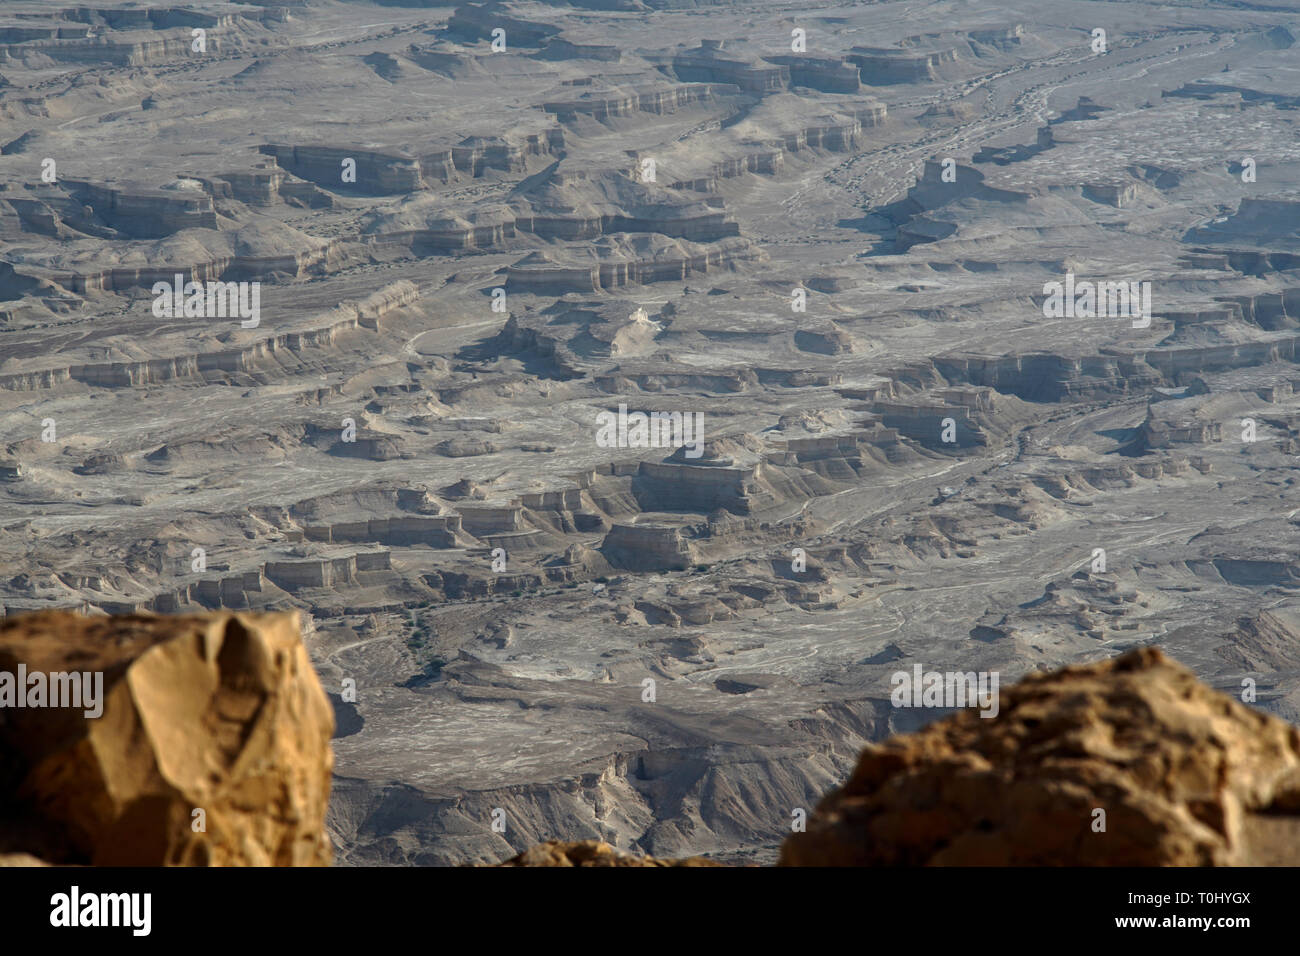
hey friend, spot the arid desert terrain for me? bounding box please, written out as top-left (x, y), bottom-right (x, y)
top-left (2, 0), bottom-right (1300, 865)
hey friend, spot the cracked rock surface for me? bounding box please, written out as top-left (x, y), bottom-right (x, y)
top-left (0, 610), bottom-right (333, 866)
top-left (779, 647), bottom-right (1300, 866)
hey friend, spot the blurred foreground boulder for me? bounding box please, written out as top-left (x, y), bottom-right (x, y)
top-left (0, 610), bottom-right (333, 866)
top-left (497, 839), bottom-right (721, 867)
top-left (779, 647), bottom-right (1300, 866)
top-left (7, 612), bottom-right (1295, 868)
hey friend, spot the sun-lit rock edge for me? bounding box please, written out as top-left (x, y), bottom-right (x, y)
top-left (0, 609), bottom-right (334, 866)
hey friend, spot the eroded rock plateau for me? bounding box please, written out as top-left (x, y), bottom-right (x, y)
top-left (2, 0), bottom-right (1299, 866)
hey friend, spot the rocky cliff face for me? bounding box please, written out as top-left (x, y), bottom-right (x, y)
top-left (779, 647), bottom-right (1300, 866)
top-left (0, 610), bottom-right (333, 866)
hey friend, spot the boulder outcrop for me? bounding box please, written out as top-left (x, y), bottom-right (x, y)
top-left (0, 610), bottom-right (334, 866)
top-left (778, 647), bottom-right (1300, 866)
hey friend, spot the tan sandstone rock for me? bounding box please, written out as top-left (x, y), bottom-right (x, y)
top-left (0, 610), bottom-right (333, 866)
top-left (779, 647), bottom-right (1300, 866)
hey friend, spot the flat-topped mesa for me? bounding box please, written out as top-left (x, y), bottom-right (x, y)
top-left (452, 129), bottom-right (565, 175)
top-left (636, 455), bottom-right (764, 514)
top-left (21, 214), bottom-right (341, 297)
top-left (536, 37), bottom-right (622, 61)
top-left (518, 487), bottom-right (585, 511)
top-left (542, 88), bottom-right (638, 121)
top-left (672, 40), bottom-right (789, 93)
top-left (542, 82), bottom-right (734, 121)
top-left (153, 570), bottom-right (267, 613)
top-left (514, 488), bottom-right (612, 539)
top-left (855, 100), bottom-right (889, 127)
top-left (327, 429), bottom-right (404, 461)
top-left (361, 201), bottom-right (517, 252)
top-left (969, 24), bottom-right (1026, 50)
top-left (1188, 196), bottom-right (1300, 251)
top-left (778, 117), bottom-right (864, 152)
top-left (1082, 181), bottom-right (1140, 208)
top-left (1168, 71), bottom-right (1300, 110)
top-left (209, 162), bottom-right (285, 206)
top-left (456, 504), bottom-right (528, 537)
top-left (0, 5), bottom-right (285, 66)
top-left (779, 648), bottom-right (1300, 866)
top-left (39, 7), bottom-right (237, 32)
top-left (1136, 335), bottom-right (1300, 382)
top-left (593, 363), bottom-right (762, 394)
top-left (761, 55), bottom-right (861, 93)
top-left (64, 179), bottom-right (217, 238)
top-left (845, 42), bottom-right (961, 84)
top-left (370, 487), bottom-right (599, 548)
top-left (873, 401), bottom-right (971, 438)
top-left (665, 149), bottom-right (784, 190)
top-left (304, 514), bottom-right (463, 548)
top-left (454, 503), bottom-right (558, 553)
top-left (350, 279), bottom-right (421, 328)
top-left (1185, 250), bottom-right (1300, 276)
top-left (871, 387), bottom-right (996, 449)
top-left (514, 169), bottom-right (739, 242)
top-left (1183, 365), bottom-right (1300, 405)
top-left (263, 551), bottom-right (390, 592)
top-left (773, 427), bottom-right (906, 476)
top-left (0, 610), bottom-right (333, 865)
top-left (111, 545), bottom-right (397, 614)
top-left (878, 160), bottom-right (1035, 251)
top-left (600, 522), bottom-right (697, 571)
top-left (1140, 402), bottom-right (1223, 449)
top-left (503, 235), bottom-right (764, 295)
top-left (444, 2), bottom-right (562, 47)
top-left (207, 160), bottom-right (334, 210)
top-left (259, 145), bottom-right (425, 194)
top-left (0, 278), bottom-right (418, 393)
top-left (931, 336), bottom-right (1300, 404)
top-left (0, 24), bottom-right (225, 68)
top-left (834, 379), bottom-right (896, 403)
top-left (914, 159), bottom-right (1032, 201)
top-left (259, 129), bottom-right (563, 195)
